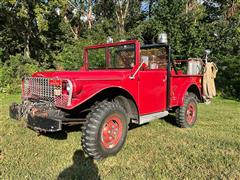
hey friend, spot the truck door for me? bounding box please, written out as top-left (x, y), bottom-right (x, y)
top-left (138, 48), bottom-right (168, 114)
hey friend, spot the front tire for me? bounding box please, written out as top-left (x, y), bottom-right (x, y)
top-left (81, 100), bottom-right (129, 160)
top-left (176, 93), bottom-right (198, 128)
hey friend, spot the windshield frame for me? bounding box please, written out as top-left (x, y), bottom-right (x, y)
top-left (83, 40), bottom-right (140, 70)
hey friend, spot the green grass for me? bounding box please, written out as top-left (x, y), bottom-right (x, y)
top-left (0, 94), bottom-right (240, 179)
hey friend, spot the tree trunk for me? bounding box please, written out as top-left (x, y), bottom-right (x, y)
top-left (24, 34), bottom-right (30, 58)
top-left (115, 0), bottom-right (129, 34)
top-left (87, 0), bottom-right (92, 29)
top-left (225, 0), bottom-right (239, 19)
top-left (149, 0), bottom-right (154, 17)
top-left (64, 15), bottom-right (79, 40)
top-left (185, 0), bottom-right (198, 14)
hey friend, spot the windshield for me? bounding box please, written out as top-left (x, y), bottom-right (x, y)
top-left (87, 44), bottom-right (135, 69)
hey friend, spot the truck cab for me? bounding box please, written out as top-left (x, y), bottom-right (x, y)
top-left (10, 39), bottom-right (204, 159)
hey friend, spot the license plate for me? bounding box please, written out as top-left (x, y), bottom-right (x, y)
top-left (54, 89), bottom-right (61, 96)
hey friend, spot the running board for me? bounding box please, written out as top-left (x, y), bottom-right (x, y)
top-left (138, 111), bottom-right (169, 125)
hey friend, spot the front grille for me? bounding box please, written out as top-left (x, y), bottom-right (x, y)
top-left (23, 77), bottom-right (72, 108)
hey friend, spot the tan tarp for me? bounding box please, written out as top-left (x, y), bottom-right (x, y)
top-left (202, 62), bottom-right (218, 100)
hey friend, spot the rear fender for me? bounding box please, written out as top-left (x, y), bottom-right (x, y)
top-left (177, 83), bottom-right (201, 106)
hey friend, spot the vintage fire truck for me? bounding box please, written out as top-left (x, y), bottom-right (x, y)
top-left (10, 37), bottom-right (215, 159)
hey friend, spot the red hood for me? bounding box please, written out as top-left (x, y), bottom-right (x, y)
top-left (32, 70), bottom-right (132, 81)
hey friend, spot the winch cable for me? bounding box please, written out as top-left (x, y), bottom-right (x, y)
top-left (202, 62), bottom-right (218, 101)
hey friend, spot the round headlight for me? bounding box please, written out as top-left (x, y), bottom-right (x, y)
top-left (66, 84), bottom-right (71, 92)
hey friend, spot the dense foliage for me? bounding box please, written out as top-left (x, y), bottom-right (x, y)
top-left (0, 0), bottom-right (239, 98)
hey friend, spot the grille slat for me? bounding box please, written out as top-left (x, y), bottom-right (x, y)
top-left (23, 77), bottom-right (71, 108)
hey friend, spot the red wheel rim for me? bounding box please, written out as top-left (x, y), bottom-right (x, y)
top-left (101, 114), bottom-right (123, 149)
top-left (186, 102), bottom-right (196, 125)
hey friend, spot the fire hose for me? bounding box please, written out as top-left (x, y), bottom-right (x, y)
top-left (202, 62), bottom-right (218, 101)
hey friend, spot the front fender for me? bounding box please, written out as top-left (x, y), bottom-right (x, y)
top-left (63, 83), bottom-right (134, 110)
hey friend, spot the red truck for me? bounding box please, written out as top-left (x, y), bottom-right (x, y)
top-left (10, 39), bottom-right (208, 159)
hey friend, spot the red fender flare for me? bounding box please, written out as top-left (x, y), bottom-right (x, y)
top-left (177, 83), bottom-right (201, 106)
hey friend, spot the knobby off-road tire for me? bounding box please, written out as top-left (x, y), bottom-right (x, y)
top-left (176, 93), bottom-right (198, 128)
top-left (81, 100), bottom-right (129, 160)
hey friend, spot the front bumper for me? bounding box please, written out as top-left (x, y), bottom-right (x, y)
top-left (27, 113), bottom-right (62, 132)
top-left (9, 102), bottom-right (64, 132)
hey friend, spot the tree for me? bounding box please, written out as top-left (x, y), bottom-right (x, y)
top-left (114, 0), bottom-right (130, 34)
top-left (0, 0), bottom-right (239, 98)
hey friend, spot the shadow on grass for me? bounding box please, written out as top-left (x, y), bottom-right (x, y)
top-left (58, 150), bottom-right (100, 180)
top-left (45, 114), bottom-right (177, 140)
top-left (162, 114), bottom-right (177, 126)
top-left (45, 123), bottom-right (147, 140)
top-left (128, 123), bottom-right (149, 130)
top-left (44, 125), bottom-right (83, 140)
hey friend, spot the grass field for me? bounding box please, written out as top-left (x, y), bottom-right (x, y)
top-left (0, 94), bottom-right (240, 179)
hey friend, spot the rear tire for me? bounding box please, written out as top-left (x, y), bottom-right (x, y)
top-left (176, 93), bottom-right (198, 128)
top-left (81, 100), bottom-right (129, 160)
